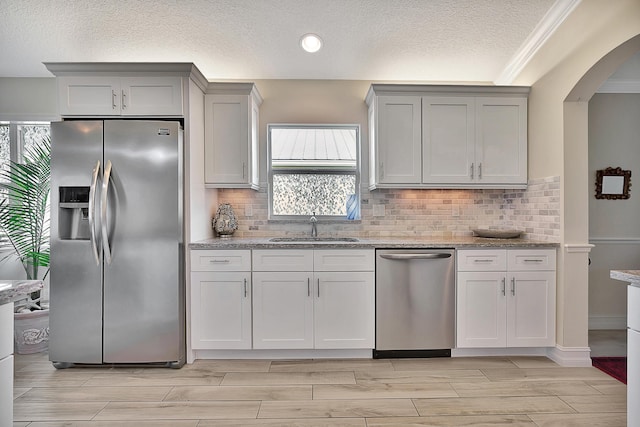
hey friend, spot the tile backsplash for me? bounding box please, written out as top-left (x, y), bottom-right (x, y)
top-left (216, 176), bottom-right (560, 242)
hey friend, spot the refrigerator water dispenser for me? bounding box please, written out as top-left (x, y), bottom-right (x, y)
top-left (58, 186), bottom-right (90, 240)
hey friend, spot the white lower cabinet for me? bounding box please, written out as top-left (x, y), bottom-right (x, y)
top-left (314, 271), bottom-right (374, 349)
top-left (252, 272), bottom-right (314, 349)
top-left (252, 249), bottom-right (375, 350)
top-left (190, 248), bottom-right (375, 353)
top-left (190, 250), bottom-right (252, 349)
top-left (456, 249), bottom-right (556, 348)
top-left (0, 302), bottom-right (13, 427)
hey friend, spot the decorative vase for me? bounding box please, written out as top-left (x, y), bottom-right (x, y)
top-left (212, 203), bottom-right (238, 238)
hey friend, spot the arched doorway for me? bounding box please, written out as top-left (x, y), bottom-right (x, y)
top-left (557, 34), bottom-right (640, 365)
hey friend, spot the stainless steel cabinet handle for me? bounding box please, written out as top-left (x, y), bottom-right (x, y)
top-left (244, 278), bottom-right (247, 298)
top-left (380, 253), bottom-right (452, 260)
top-left (112, 91), bottom-right (117, 109)
top-left (317, 278), bottom-right (320, 297)
top-left (470, 163), bottom-right (474, 179)
top-left (523, 259), bottom-right (544, 263)
top-left (209, 259), bottom-right (230, 263)
top-left (307, 278), bottom-right (310, 297)
top-left (380, 162), bottom-right (384, 180)
top-left (101, 160), bottom-right (113, 264)
top-left (478, 163), bottom-right (482, 179)
top-left (501, 277), bottom-right (506, 296)
top-left (121, 90), bottom-right (127, 109)
top-left (88, 161), bottom-right (101, 266)
top-left (511, 277), bottom-right (516, 296)
top-left (473, 259), bottom-right (493, 263)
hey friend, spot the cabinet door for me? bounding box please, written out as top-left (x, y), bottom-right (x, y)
top-left (191, 272), bottom-right (252, 349)
top-left (120, 77), bottom-right (183, 116)
top-left (376, 96), bottom-right (422, 184)
top-left (456, 272), bottom-right (507, 348)
top-left (57, 76), bottom-right (121, 116)
top-left (507, 271), bottom-right (556, 347)
top-left (204, 94), bottom-right (250, 186)
top-left (252, 272), bottom-right (314, 349)
top-left (475, 97), bottom-right (527, 185)
top-left (314, 272), bottom-right (375, 349)
top-left (422, 96), bottom-right (475, 184)
top-left (0, 354), bottom-right (12, 427)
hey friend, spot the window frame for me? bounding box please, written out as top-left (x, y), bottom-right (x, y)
top-left (267, 123), bottom-right (361, 221)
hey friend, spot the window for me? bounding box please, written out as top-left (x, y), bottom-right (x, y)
top-left (0, 122), bottom-right (51, 197)
top-left (268, 124), bottom-right (360, 219)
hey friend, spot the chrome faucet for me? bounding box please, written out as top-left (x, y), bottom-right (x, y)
top-left (310, 212), bottom-right (318, 237)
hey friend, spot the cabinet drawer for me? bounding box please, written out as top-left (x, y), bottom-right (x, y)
top-left (507, 249), bottom-right (556, 271)
top-left (457, 250), bottom-right (507, 271)
top-left (191, 250), bottom-right (251, 272)
top-left (314, 250), bottom-right (374, 272)
top-left (253, 250), bottom-right (314, 272)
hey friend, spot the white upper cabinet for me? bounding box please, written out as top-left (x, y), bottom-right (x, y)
top-left (204, 83), bottom-right (262, 189)
top-left (422, 96), bottom-right (475, 184)
top-left (475, 97), bottom-right (527, 185)
top-left (56, 76), bottom-right (183, 116)
top-left (374, 96), bottom-right (422, 185)
top-left (366, 85), bottom-right (529, 189)
top-left (44, 63), bottom-right (197, 117)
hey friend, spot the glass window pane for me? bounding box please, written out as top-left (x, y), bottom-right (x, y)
top-left (18, 123), bottom-right (49, 162)
top-left (0, 124), bottom-right (9, 175)
top-left (272, 173), bottom-right (356, 216)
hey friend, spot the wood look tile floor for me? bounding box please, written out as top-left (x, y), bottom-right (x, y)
top-left (13, 352), bottom-right (627, 426)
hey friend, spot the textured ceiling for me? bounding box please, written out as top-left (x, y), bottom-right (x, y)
top-left (1, 0), bottom-right (564, 82)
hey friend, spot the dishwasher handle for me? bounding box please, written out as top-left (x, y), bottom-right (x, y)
top-left (379, 253), bottom-right (452, 260)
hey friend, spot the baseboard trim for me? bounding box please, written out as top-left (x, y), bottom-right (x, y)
top-left (589, 316), bottom-right (627, 330)
top-left (547, 345), bottom-right (592, 367)
top-left (193, 348), bottom-right (373, 360)
top-left (451, 347), bottom-right (549, 358)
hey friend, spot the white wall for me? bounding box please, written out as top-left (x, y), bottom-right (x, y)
top-left (0, 77), bottom-right (57, 121)
top-left (588, 93), bottom-right (640, 329)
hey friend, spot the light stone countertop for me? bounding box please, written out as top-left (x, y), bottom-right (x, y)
top-left (0, 280), bottom-right (44, 306)
top-left (611, 270), bottom-right (640, 287)
top-left (189, 236), bottom-right (559, 250)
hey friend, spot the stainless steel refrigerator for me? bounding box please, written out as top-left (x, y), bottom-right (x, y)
top-left (49, 120), bottom-right (185, 368)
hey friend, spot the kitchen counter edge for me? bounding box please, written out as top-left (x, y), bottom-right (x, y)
top-left (189, 237), bottom-right (559, 250)
top-left (611, 270), bottom-right (640, 288)
top-left (0, 280), bottom-right (44, 306)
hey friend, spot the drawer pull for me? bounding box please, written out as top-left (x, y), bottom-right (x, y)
top-left (209, 259), bottom-right (231, 263)
top-left (473, 259), bottom-right (494, 263)
top-left (523, 259), bottom-right (544, 263)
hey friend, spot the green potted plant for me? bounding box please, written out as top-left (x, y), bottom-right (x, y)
top-left (0, 134), bottom-right (50, 353)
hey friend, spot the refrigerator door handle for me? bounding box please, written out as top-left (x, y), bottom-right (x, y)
top-left (88, 160), bottom-right (101, 266)
top-left (101, 160), bottom-right (113, 264)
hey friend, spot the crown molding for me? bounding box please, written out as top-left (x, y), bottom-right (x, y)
top-left (494, 0), bottom-right (582, 85)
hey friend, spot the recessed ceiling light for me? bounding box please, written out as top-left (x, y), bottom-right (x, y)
top-left (300, 33), bottom-right (323, 53)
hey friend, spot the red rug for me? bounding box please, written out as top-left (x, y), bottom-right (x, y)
top-left (591, 357), bottom-right (627, 384)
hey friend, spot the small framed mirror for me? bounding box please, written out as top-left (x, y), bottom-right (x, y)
top-left (595, 167), bottom-right (631, 200)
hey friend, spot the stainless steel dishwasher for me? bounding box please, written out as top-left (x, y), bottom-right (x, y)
top-left (374, 248), bottom-right (455, 358)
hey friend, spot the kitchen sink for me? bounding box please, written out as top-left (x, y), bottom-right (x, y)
top-left (269, 237), bottom-right (359, 242)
